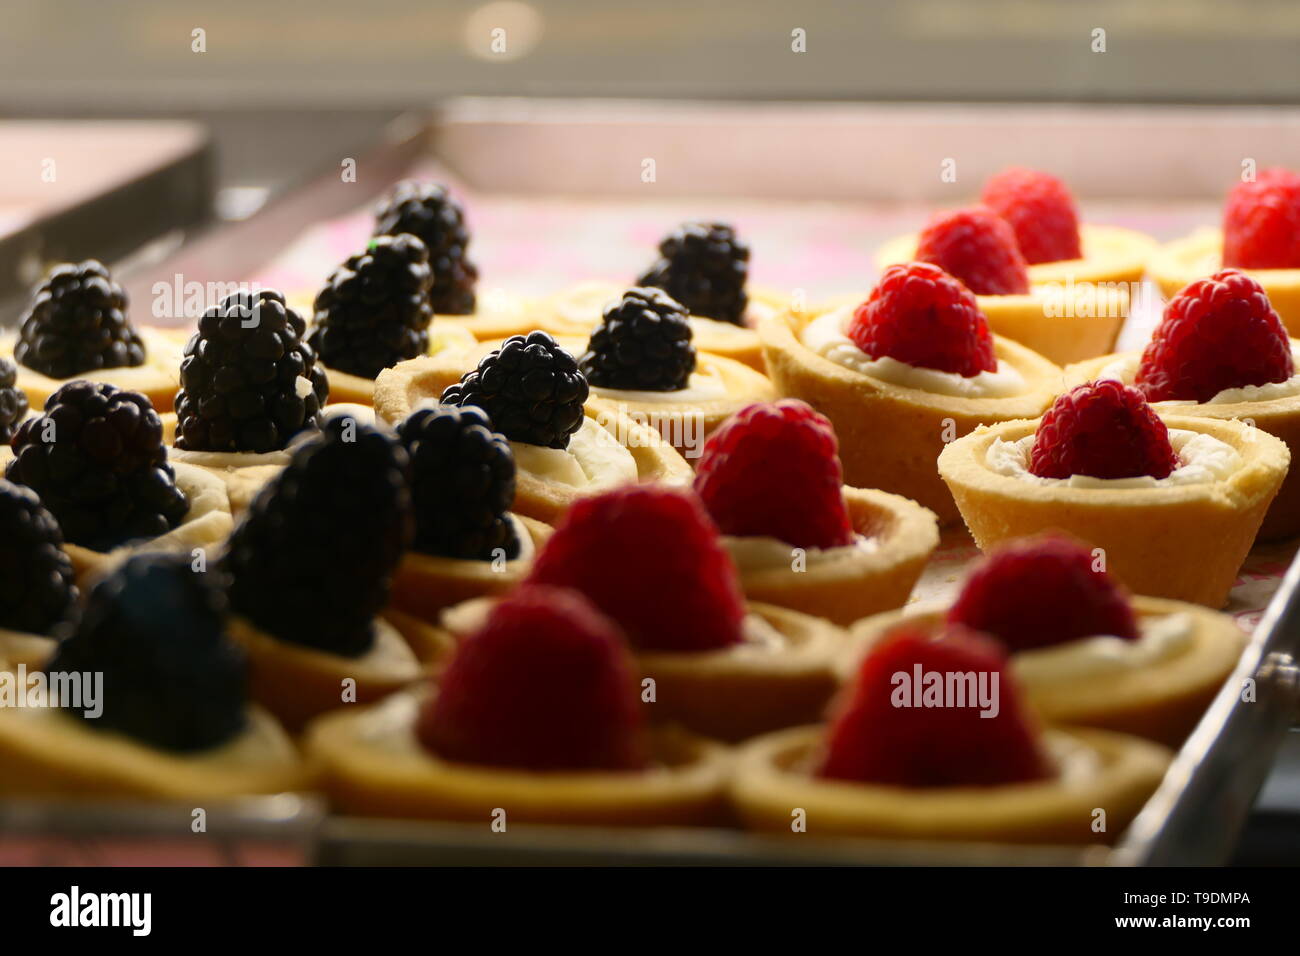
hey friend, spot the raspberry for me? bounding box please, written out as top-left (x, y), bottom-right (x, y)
top-left (526, 485), bottom-right (746, 652)
top-left (819, 623), bottom-right (1050, 787)
top-left (980, 167), bottom-right (1083, 265)
top-left (1029, 380), bottom-right (1178, 481)
top-left (914, 207), bottom-right (1031, 295)
top-left (847, 262), bottom-right (997, 377)
top-left (1222, 168), bottom-right (1300, 270)
top-left (948, 534), bottom-right (1139, 652)
top-left (1135, 269), bottom-right (1294, 403)
top-left (416, 585), bottom-right (648, 771)
top-left (579, 287), bottom-right (696, 391)
top-left (694, 399), bottom-right (853, 549)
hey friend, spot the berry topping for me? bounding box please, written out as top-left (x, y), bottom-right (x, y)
top-left (45, 553), bottom-right (247, 753)
top-left (0, 357), bottom-right (29, 443)
top-left (396, 403), bottom-right (520, 561)
top-left (373, 181), bottom-right (478, 315)
top-left (847, 262), bottom-right (997, 377)
top-left (440, 330), bottom-right (588, 449)
top-left (694, 399), bottom-right (854, 550)
top-left (914, 207), bottom-right (1031, 296)
top-left (1028, 380), bottom-right (1178, 481)
top-left (948, 534), bottom-right (1139, 652)
top-left (1135, 269), bottom-right (1293, 403)
top-left (819, 623), bottom-right (1050, 787)
top-left (579, 287), bottom-right (696, 391)
top-left (1222, 168), bottom-right (1300, 270)
top-left (14, 260), bottom-right (146, 379)
top-left (223, 417), bottom-right (413, 657)
top-left (6, 381), bottom-right (188, 552)
top-left (0, 480), bottom-right (77, 636)
top-left (526, 485), bottom-right (747, 653)
top-left (416, 585), bottom-right (648, 772)
top-left (308, 234), bottom-right (434, 380)
top-left (979, 167), bottom-right (1083, 265)
top-left (174, 289), bottom-right (330, 454)
top-left (637, 222), bottom-right (750, 325)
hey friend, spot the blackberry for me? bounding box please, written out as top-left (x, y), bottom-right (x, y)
top-left (308, 234), bottom-right (435, 380)
top-left (373, 181), bottom-right (478, 315)
top-left (46, 553), bottom-right (247, 753)
top-left (15, 260), bottom-right (146, 378)
top-left (6, 381), bottom-right (188, 552)
top-left (441, 331), bottom-right (588, 449)
top-left (397, 404), bottom-right (520, 561)
top-left (579, 287), bottom-right (696, 391)
top-left (0, 357), bottom-right (29, 443)
top-left (0, 480), bottom-right (77, 636)
top-left (637, 222), bottom-right (750, 325)
top-left (174, 289), bottom-right (329, 454)
top-left (223, 416), bottom-right (413, 657)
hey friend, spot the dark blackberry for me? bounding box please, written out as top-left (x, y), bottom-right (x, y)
top-left (0, 357), bottom-right (29, 443)
top-left (5, 381), bottom-right (188, 552)
top-left (308, 234), bottom-right (435, 380)
top-left (222, 416), bottom-right (413, 657)
top-left (0, 480), bottom-right (77, 635)
top-left (397, 404), bottom-right (520, 561)
top-left (373, 181), bottom-right (478, 315)
top-left (637, 222), bottom-right (750, 325)
top-left (45, 553), bottom-right (247, 753)
top-left (174, 288), bottom-right (330, 454)
top-left (441, 331), bottom-right (588, 449)
top-left (579, 287), bottom-right (696, 391)
top-left (15, 260), bottom-right (146, 379)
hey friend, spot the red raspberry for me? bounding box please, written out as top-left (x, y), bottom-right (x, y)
top-left (526, 485), bottom-right (746, 652)
top-left (914, 207), bottom-right (1031, 295)
top-left (1222, 168), bottom-right (1300, 269)
top-left (1135, 269), bottom-right (1293, 403)
top-left (694, 400), bottom-right (853, 550)
top-left (416, 585), bottom-right (649, 771)
top-left (847, 262), bottom-right (997, 377)
top-left (1029, 380), bottom-right (1178, 480)
top-left (819, 623), bottom-right (1050, 787)
top-left (980, 167), bottom-right (1083, 265)
top-left (948, 534), bottom-right (1139, 652)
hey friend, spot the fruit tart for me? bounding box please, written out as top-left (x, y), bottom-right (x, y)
top-left (1065, 269), bottom-right (1300, 539)
top-left (0, 481), bottom-right (77, 670)
top-left (693, 400), bottom-right (938, 626)
top-left (759, 262), bottom-right (1061, 524)
top-left (731, 622), bottom-right (1171, 843)
top-left (0, 553), bottom-right (309, 799)
top-left (938, 379), bottom-right (1289, 607)
top-left (307, 585), bottom-right (731, 825)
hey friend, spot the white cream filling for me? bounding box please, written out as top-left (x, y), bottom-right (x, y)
top-left (168, 401), bottom-right (370, 470)
top-left (1046, 730), bottom-right (1103, 786)
top-left (589, 369), bottom-right (729, 404)
top-left (1097, 349), bottom-right (1300, 405)
top-left (1014, 613), bottom-right (1194, 685)
top-left (986, 428), bottom-right (1242, 488)
top-left (802, 305), bottom-right (1027, 398)
top-left (723, 533), bottom-right (879, 573)
top-left (509, 416), bottom-right (639, 488)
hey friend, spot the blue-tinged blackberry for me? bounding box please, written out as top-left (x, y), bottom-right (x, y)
top-left (373, 181), bottom-right (478, 315)
top-left (440, 330), bottom-right (588, 449)
top-left (397, 404), bottom-right (520, 561)
top-left (579, 287), bottom-right (696, 391)
top-left (45, 553), bottom-right (247, 753)
top-left (0, 480), bottom-right (77, 635)
top-left (5, 381), bottom-right (188, 552)
top-left (637, 222), bottom-right (750, 325)
top-left (14, 260), bottom-right (146, 379)
top-left (222, 417), bottom-right (413, 657)
top-left (0, 357), bottom-right (29, 443)
top-left (174, 288), bottom-right (329, 453)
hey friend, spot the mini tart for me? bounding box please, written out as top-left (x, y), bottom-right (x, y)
top-left (842, 597), bottom-right (1245, 747)
top-left (1150, 228), bottom-right (1300, 337)
top-left (305, 686), bottom-right (732, 825)
top-left (726, 486), bottom-right (939, 627)
top-left (937, 415), bottom-right (1290, 607)
top-left (314, 320), bottom-right (480, 405)
top-left (1065, 347), bottom-right (1300, 540)
top-left (729, 725), bottom-right (1170, 844)
top-left (758, 307), bottom-right (1061, 524)
top-left (0, 629), bottom-right (56, 670)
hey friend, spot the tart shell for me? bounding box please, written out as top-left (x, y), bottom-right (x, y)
top-left (314, 320), bottom-right (480, 405)
top-left (0, 630), bottom-right (57, 670)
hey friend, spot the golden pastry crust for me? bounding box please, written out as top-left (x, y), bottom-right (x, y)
top-left (936, 415), bottom-right (1290, 607)
top-left (0, 629), bottom-right (56, 669)
top-left (314, 320), bottom-right (481, 405)
top-left (759, 308), bottom-right (1061, 524)
top-left (729, 725), bottom-right (1170, 844)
